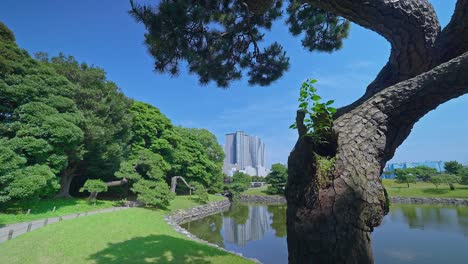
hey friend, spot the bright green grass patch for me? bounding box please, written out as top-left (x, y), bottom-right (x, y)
top-left (0, 198), bottom-right (117, 225)
top-left (168, 194), bottom-right (225, 211)
top-left (0, 195), bottom-right (251, 264)
top-left (242, 185), bottom-right (270, 196)
top-left (383, 179), bottom-right (468, 198)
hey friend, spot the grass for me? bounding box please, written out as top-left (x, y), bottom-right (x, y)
top-left (0, 198), bottom-right (117, 225)
top-left (242, 185), bottom-right (270, 196)
top-left (383, 179), bottom-right (468, 198)
top-left (0, 195), bottom-right (253, 264)
top-left (242, 181), bottom-right (468, 199)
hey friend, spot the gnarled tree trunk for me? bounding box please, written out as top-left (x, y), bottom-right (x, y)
top-left (287, 1), bottom-right (468, 263)
top-left (170, 176), bottom-right (192, 194)
top-left (56, 168), bottom-right (75, 198)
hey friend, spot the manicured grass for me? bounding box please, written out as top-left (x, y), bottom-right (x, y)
top-left (242, 185), bottom-right (270, 196)
top-left (168, 194), bottom-right (226, 211)
top-left (383, 179), bottom-right (468, 198)
top-left (0, 195), bottom-right (252, 264)
top-left (0, 198), bottom-right (117, 225)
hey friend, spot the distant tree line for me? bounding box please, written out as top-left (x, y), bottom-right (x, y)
top-left (392, 161), bottom-right (468, 190)
top-left (0, 23), bottom-right (224, 207)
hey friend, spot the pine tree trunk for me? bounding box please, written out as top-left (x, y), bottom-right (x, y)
top-left (56, 172), bottom-right (74, 198)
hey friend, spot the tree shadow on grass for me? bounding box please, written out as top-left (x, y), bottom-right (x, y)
top-left (88, 235), bottom-right (233, 264)
top-left (422, 188), bottom-right (451, 195)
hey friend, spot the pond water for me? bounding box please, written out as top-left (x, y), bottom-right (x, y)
top-left (181, 203), bottom-right (468, 264)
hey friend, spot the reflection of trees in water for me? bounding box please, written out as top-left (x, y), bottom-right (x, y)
top-left (267, 205), bottom-right (287, 237)
top-left (391, 205), bottom-right (468, 235)
top-left (223, 204), bottom-right (270, 246)
top-left (182, 214), bottom-right (225, 247)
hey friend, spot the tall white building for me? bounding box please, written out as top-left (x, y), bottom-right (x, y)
top-left (223, 131), bottom-right (269, 177)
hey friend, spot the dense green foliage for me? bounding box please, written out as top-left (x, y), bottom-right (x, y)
top-left (0, 23), bottom-right (224, 205)
top-left (290, 79), bottom-right (336, 143)
top-left (131, 179), bottom-right (175, 208)
top-left (444, 161), bottom-right (464, 175)
top-left (430, 174), bottom-right (461, 189)
top-left (79, 179), bottom-right (108, 202)
top-left (394, 169), bottom-right (417, 188)
top-left (265, 163), bottom-right (288, 195)
top-left (130, 1), bottom-right (349, 87)
top-left (191, 182), bottom-right (209, 204)
top-left (228, 172), bottom-right (252, 193)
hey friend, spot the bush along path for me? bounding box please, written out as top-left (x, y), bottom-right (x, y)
top-left (0, 206), bottom-right (130, 243)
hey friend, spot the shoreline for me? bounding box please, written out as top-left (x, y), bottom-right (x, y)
top-left (239, 194), bottom-right (468, 206)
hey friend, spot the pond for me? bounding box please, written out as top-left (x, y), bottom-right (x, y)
top-left (181, 203), bottom-right (468, 264)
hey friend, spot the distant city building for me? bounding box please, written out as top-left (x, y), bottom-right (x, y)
top-left (382, 161), bottom-right (445, 179)
top-left (223, 131), bottom-right (269, 177)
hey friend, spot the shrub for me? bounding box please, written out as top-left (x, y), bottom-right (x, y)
top-left (191, 182), bottom-right (209, 204)
top-left (131, 180), bottom-right (174, 208)
top-left (266, 163), bottom-right (288, 195)
top-left (79, 179), bottom-right (108, 202)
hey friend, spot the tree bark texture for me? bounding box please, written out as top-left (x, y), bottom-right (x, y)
top-left (56, 169), bottom-right (75, 198)
top-left (170, 176), bottom-right (192, 193)
top-left (287, 1), bottom-right (468, 263)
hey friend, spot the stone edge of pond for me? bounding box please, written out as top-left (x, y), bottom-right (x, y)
top-left (239, 194), bottom-right (468, 206)
top-left (164, 199), bottom-right (262, 264)
top-left (390, 196), bottom-right (468, 205)
top-left (239, 195), bottom-right (286, 204)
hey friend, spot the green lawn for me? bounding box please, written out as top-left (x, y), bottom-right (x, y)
top-left (242, 185), bottom-right (270, 196)
top-left (0, 198), bottom-right (117, 225)
top-left (383, 179), bottom-right (468, 198)
top-left (242, 181), bottom-right (468, 199)
top-left (0, 195), bottom-right (252, 264)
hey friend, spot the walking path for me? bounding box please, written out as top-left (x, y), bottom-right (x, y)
top-left (0, 206), bottom-right (130, 243)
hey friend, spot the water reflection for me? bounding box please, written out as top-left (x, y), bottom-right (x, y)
top-left (388, 205), bottom-right (468, 236)
top-left (182, 204), bottom-right (468, 264)
top-left (223, 204), bottom-right (270, 246)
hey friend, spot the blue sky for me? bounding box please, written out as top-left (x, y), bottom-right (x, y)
top-left (1, 0), bottom-right (466, 167)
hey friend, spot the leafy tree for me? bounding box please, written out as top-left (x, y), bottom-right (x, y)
top-left (131, 179), bottom-right (174, 208)
top-left (191, 182), bottom-right (209, 204)
top-left (231, 171), bottom-right (251, 192)
top-left (394, 169), bottom-right (417, 188)
top-left (407, 166), bottom-right (438, 182)
top-left (461, 168), bottom-right (468, 185)
top-left (171, 127), bottom-right (224, 193)
top-left (266, 163), bottom-right (288, 195)
top-left (43, 54), bottom-right (133, 197)
top-left (430, 174), bottom-right (461, 190)
top-left (444, 161), bottom-right (464, 175)
top-left (79, 179), bottom-right (108, 202)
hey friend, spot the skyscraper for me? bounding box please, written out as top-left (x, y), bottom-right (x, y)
top-left (223, 131), bottom-right (268, 176)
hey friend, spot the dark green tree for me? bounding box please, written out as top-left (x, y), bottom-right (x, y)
top-left (265, 163), bottom-right (288, 195)
top-left (444, 161), bottom-right (464, 175)
top-left (43, 54), bottom-right (133, 197)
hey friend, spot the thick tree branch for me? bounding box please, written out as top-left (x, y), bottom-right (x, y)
top-left (435, 0), bottom-right (468, 64)
top-left (335, 51), bottom-right (468, 169)
top-left (308, 0), bottom-right (440, 94)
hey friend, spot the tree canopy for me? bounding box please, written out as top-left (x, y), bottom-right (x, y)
top-left (129, 0), bottom-right (349, 87)
top-left (0, 22), bottom-right (225, 205)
